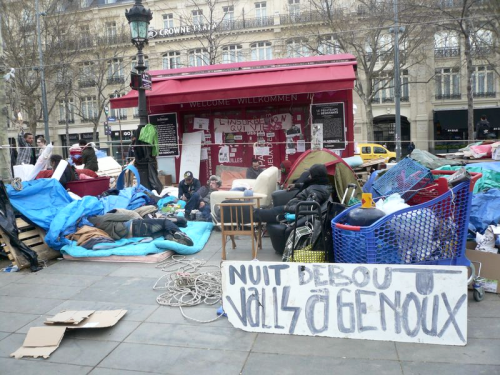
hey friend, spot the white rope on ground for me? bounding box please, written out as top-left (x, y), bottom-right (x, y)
top-left (153, 254), bottom-right (224, 323)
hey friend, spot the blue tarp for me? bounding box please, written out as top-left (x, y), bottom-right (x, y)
top-left (45, 196), bottom-right (104, 250)
top-left (60, 221), bottom-right (213, 257)
top-left (465, 161), bottom-right (500, 173)
top-left (470, 189), bottom-right (500, 234)
top-left (6, 179), bottom-right (74, 231)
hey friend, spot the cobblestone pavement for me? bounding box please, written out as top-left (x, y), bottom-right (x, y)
top-left (0, 232), bottom-right (499, 375)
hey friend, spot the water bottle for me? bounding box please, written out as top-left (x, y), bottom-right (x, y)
top-left (2, 265), bottom-right (19, 272)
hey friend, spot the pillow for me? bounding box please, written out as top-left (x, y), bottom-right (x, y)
top-left (220, 170), bottom-right (246, 190)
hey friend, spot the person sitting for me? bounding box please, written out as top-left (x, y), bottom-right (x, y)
top-left (246, 158), bottom-right (263, 179)
top-left (49, 154), bottom-right (79, 188)
top-left (79, 139), bottom-right (99, 172)
top-left (254, 164), bottom-right (332, 224)
top-left (178, 171), bottom-right (201, 202)
top-left (185, 175), bottom-right (221, 221)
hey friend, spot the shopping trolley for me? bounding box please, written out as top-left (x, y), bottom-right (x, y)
top-left (332, 170), bottom-right (485, 301)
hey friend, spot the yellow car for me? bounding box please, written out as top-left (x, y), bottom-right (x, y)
top-left (356, 143), bottom-right (397, 163)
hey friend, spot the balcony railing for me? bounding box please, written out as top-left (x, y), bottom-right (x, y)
top-left (55, 80), bottom-right (72, 89)
top-left (474, 91), bottom-right (496, 98)
top-left (279, 11), bottom-right (326, 25)
top-left (434, 47), bottom-right (460, 58)
top-left (471, 46), bottom-right (492, 56)
top-left (435, 93), bottom-right (461, 100)
top-left (79, 37), bottom-right (94, 49)
top-left (111, 114), bottom-right (128, 120)
top-left (96, 34), bottom-right (130, 46)
top-left (107, 76), bottom-right (125, 85)
top-left (58, 119), bottom-right (75, 124)
top-left (82, 116), bottom-right (100, 122)
top-left (78, 79), bottom-right (96, 88)
top-left (372, 96), bottom-right (409, 104)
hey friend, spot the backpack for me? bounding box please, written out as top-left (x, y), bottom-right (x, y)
top-left (282, 224), bottom-right (313, 262)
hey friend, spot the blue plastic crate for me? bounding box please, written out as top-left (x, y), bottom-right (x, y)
top-left (332, 177), bottom-right (473, 266)
top-left (372, 158), bottom-right (434, 201)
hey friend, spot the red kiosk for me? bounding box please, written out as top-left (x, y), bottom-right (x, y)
top-left (111, 54), bottom-right (357, 184)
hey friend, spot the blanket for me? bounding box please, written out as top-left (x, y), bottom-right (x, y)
top-left (60, 221), bottom-right (213, 257)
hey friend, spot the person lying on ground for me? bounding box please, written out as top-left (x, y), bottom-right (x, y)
top-left (88, 209), bottom-right (193, 246)
top-left (253, 164), bottom-right (332, 224)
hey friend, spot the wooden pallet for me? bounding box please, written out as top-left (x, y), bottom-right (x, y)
top-left (0, 217), bottom-right (59, 269)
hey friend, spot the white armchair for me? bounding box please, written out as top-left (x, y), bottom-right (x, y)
top-left (210, 166), bottom-right (279, 213)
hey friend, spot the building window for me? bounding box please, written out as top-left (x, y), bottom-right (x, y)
top-left (163, 13), bottom-right (174, 29)
top-left (287, 38), bottom-right (309, 58)
top-left (222, 45), bottom-right (244, 63)
top-left (81, 96), bottom-right (97, 121)
top-left (251, 41), bottom-right (272, 61)
top-left (192, 10), bottom-right (203, 26)
top-left (79, 62), bottom-right (95, 87)
top-left (434, 31), bottom-right (459, 58)
top-left (59, 99), bottom-right (75, 124)
top-left (319, 35), bottom-right (341, 55)
top-left (471, 29), bottom-right (493, 56)
top-left (372, 70), bottom-right (409, 104)
top-left (472, 66), bottom-right (495, 97)
top-left (80, 0), bottom-right (91, 8)
top-left (255, 2), bottom-right (267, 19)
top-left (189, 48), bottom-right (209, 67)
top-left (110, 94), bottom-right (127, 120)
top-left (131, 56), bottom-right (149, 72)
top-left (133, 106), bottom-right (139, 118)
top-left (163, 51), bottom-right (181, 69)
top-left (222, 6), bottom-right (234, 29)
top-left (435, 67), bottom-right (460, 100)
top-left (105, 21), bottom-right (117, 43)
top-left (289, 0), bottom-right (300, 19)
top-left (107, 58), bottom-right (124, 84)
top-left (104, 0), bottom-right (116, 4)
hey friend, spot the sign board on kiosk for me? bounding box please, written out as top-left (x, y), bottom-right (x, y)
top-left (221, 262), bottom-right (468, 346)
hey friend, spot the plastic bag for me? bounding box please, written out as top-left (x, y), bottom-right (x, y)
top-left (375, 193), bottom-right (410, 215)
top-left (476, 226), bottom-right (497, 253)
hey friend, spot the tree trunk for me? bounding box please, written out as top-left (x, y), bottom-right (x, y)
top-left (65, 90), bottom-right (70, 157)
top-left (464, 20), bottom-right (475, 143)
top-left (364, 100), bottom-right (374, 142)
top-left (0, 47), bottom-right (12, 180)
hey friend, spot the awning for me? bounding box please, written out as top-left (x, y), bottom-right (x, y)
top-left (111, 56), bottom-right (357, 109)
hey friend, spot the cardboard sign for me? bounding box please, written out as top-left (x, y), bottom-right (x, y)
top-left (222, 262), bottom-right (468, 346)
top-left (149, 113), bottom-right (180, 157)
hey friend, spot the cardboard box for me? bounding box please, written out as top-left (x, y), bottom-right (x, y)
top-left (159, 174), bottom-right (173, 186)
top-left (11, 310), bottom-right (127, 359)
top-left (466, 242), bottom-right (500, 294)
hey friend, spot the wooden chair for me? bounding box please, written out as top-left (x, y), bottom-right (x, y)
top-left (219, 199), bottom-right (262, 260)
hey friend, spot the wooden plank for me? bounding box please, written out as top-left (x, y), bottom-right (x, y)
top-left (15, 217), bottom-right (31, 230)
top-left (19, 230), bottom-right (39, 241)
top-left (22, 237), bottom-right (44, 247)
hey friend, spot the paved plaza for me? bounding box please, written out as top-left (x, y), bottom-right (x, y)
top-left (0, 232), bottom-right (499, 375)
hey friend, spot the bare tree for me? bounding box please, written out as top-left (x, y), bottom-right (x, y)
top-left (152, 0), bottom-right (240, 67)
top-left (0, 0), bottom-right (79, 136)
top-left (71, 20), bottom-right (129, 142)
top-left (412, 0), bottom-right (494, 142)
top-left (283, 0), bottom-right (430, 141)
top-left (0, 14), bottom-right (11, 180)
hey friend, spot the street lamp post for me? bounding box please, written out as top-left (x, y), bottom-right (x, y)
top-left (35, 0), bottom-right (50, 142)
top-left (125, 0), bottom-right (152, 128)
top-left (125, 0), bottom-right (160, 191)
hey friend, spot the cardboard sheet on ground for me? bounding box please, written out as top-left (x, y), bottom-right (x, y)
top-left (221, 262), bottom-right (468, 346)
top-left (60, 221), bottom-right (213, 257)
top-left (11, 310), bottom-right (127, 359)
